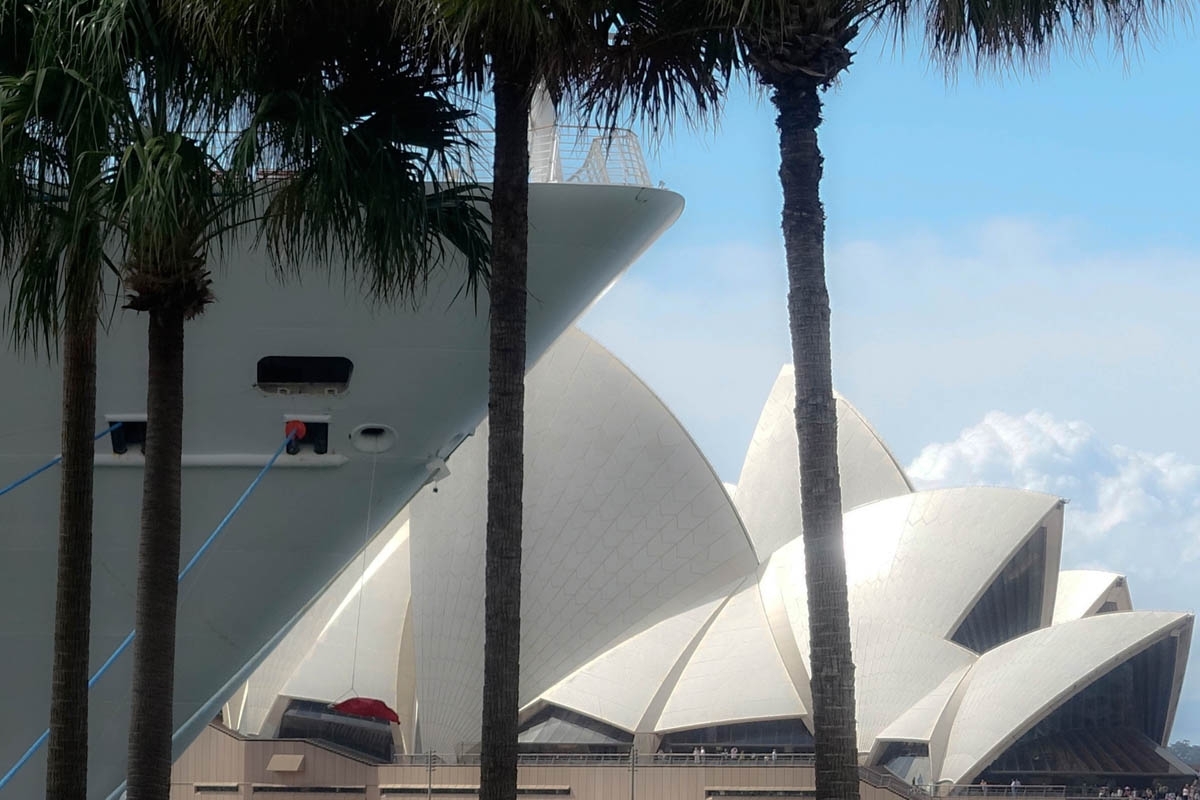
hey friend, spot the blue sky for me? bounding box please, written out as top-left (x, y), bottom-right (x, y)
top-left (580, 27), bottom-right (1200, 744)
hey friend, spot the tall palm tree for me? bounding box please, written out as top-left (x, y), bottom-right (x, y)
top-left (0, 3), bottom-right (119, 796)
top-left (724, 1), bottom-right (1180, 798)
top-left (429, 7), bottom-right (594, 799)
top-left (742, 15), bottom-right (863, 790)
top-left (594, 3), bottom-right (1181, 799)
top-left (180, 11), bottom-right (713, 800)
top-left (174, 8), bottom-right (594, 800)
top-left (437, 5), bottom-right (737, 799)
top-left (30, 2), bottom-right (488, 797)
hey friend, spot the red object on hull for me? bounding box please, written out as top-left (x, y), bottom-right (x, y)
top-left (330, 697), bottom-right (400, 724)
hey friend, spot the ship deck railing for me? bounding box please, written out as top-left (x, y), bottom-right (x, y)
top-left (453, 125), bottom-right (652, 187)
top-left (392, 751), bottom-right (818, 767)
top-left (14, 124), bottom-right (653, 202)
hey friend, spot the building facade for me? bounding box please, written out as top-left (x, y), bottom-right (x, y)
top-left (219, 329), bottom-right (1195, 790)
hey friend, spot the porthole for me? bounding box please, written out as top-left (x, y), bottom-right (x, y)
top-left (350, 424), bottom-right (397, 454)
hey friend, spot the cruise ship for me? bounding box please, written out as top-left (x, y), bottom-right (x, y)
top-left (0, 109), bottom-right (683, 799)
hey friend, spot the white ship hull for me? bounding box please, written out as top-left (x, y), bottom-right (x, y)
top-left (0, 182), bottom-right (683, 799)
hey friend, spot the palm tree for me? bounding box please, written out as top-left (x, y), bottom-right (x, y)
top-left (435, 5), bottom-right (738, 799)
top-left (27, 2), bottom-right (488, 796)
top-left (177, 11), bottom-right (715, 800)
top-left (182, 12), bottom-right (725, 800)
top-left (594, 3), bottom-right (1181, 799)
top-left (173, 8), bottom-right (591, 799)
top-left (723, 1), bottom-right (1179, 797)
top-left (748, 17), bottom-right (863, 787)
top-left (0, 3), bottom-right (119, 796)
top-left (428, 7), bottom-right (592, 799)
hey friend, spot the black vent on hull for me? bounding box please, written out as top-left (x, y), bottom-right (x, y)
top-left (257, 356), bottom-right (353, 396)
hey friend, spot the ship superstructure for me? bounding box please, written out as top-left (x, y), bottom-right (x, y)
top-left (0, 105), bottom-right (681, 799)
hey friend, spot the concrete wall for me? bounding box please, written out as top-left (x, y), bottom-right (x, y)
top-left (172, 725), bottom-right (913, 800)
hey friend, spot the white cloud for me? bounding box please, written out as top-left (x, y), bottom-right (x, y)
top-left (909, 410), bottom-right (1200, 739)
top-left (584, 216), bottom-right (1200, 481)
top-left (909, 409), bottom-right (1200, 569)
top-left (825, 219), bottom-right (1200, 466)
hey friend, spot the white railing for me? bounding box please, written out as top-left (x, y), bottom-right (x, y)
top-left (455, 126), bottom-right (652, 188)
top-left (860, 765), bottom-right (932, 799)
top-left (391, 751), bottom-right (816, 767)
top-left (937, 785), bottom-right (1068, 798)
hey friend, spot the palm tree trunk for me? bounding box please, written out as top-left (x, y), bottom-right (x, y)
top-left (126, 306), bottom-right (186, 800)
top-left (479, 52), bottom-right (533, 800)
top-left (45, 277), bottom-right (98, 800)
top-left (773, 81), bottom-right (861, 800)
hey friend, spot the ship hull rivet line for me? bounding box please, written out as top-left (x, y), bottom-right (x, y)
top-left (0, 431), bottom-right (298, 792)
top-left (0, 422), bottom-right (123, 499)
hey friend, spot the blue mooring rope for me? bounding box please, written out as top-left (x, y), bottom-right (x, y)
top-left (0, 432), bottom-right (296, 792)
top-left (0, 422), bottom-right (123, 499)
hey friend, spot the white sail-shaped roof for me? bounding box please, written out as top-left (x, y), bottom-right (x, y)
top-left (758, 487), bottom-right (1064, 750)
top-left (837, 393), bottom-right (915, 512)
top-left (734, 367), bottom-right (912, 561)
top-left (939, 611), bottom-right (1193, 784)
top-left (844, 488), bottom-right (1063, 643)
top-left (410, 328), bottom-right (758, 754)
top-left (537, 590), bottom-right (733, 732)
top-left (276, 525), bottom-right (415, 747)
top-left (654, 579), bottom-right (807, 732)
top-left (223, 338), bottom-right (1192, 788)
top-left (1053, 569), bottom-right (1133, 623)
top-left (874, 663), bottom-right (972, 751)
top-left (231, 511), bottom-right (412, 737)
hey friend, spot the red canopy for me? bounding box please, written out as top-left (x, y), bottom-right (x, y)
top-left (330, 697), bottom-right (400, 724)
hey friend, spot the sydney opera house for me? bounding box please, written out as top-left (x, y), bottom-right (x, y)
top-left (0, 101), bottom-right (1193, 800)
top-left (187, 328), bottom-right (1195, 794)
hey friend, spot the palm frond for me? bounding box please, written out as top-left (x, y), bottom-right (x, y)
top-left (0, 0), bottom-right (35, 76)
top-left (158, 0), bottom-right (491, 308)
top-left (915, 0), bottom-right (1180, 71)
top-left (236, 66), bottom-right (490, 305)
top-left (4, 204), bottom-right (68, 354)
top-left (424, 182), bottom-right (491, 306)
top-left (577, 0), bottom-right (741, 140)
top-left (435, 0), bottom-right (600, 101)
top-left (0, 56), bottom-right (110, 354)
top-left (724, 0), bottom-right (1184, 79)
top-left (7, 0), bottom-right (494, 342)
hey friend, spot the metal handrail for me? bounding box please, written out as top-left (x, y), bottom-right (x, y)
top-left (456, 126), bottom-right (652, 187)
top-left (391, 751), bottom-right (816, 767)
top-left (940, 785), bottom-right (1068, 798)
top-left (860, 764), bottom-right (932, 799)
top-left (645, 752), bottom-right (815, 766)
top-left (14, 124), bottom-right (654, 197)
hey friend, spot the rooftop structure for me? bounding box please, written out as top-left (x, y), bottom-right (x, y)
top-left (225, 328), bottom-right (1195, 790)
